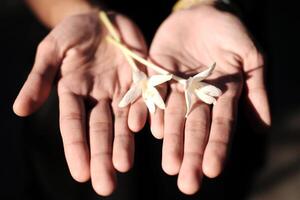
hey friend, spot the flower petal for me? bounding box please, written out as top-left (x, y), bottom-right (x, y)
top-left (147, 87), bottom-right (166, 109)
top-left (199, 83), bottom-right (222, 97)
top-left (195, 89), bottom-right (217, 104)
top-left (148, 74), bottom-right (172, 87)
top-left (118, 84), bottom-right (142, 107)
top-left (193, 62), bottom-right (216, 81)
top-left (132, 70), bottom-right (147, 83)
top-left (145, 99), bottom-right (156, 113)
top-left (184, 90), bottom-right (192, 117)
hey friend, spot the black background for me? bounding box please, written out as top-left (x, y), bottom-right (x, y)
top-left (0, 0), bottom-right (299, 199)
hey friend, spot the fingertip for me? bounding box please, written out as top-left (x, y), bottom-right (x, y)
top-left (93, 183), bottom-right (116, 197)
top-left (150, 111), bottom-right (164, 139)
top-left (128, 121), bottom-right (144, 133)
top-left (91, 158), bottom-right (117, 196)
top-left (128, 102), bottom-right (147, 132)
top-left (64, 143), bottom-right (91, 183)
top-left (113, 154), bottom-right (133, 173)
top-left (112, 135), bottom-right (134, 173)
top-left (92, 173), bottom-right (116, 196)
top-left (93, 184), bottom-right (115, 197)
top-left (13, 99), bottom-right (26, 117)
top-left (69, 156), bottom-right (91, 183)
top-left (247, 94), bottom-right (272, 129)
top-left (255, 95), bottom-right (271, 127)
top-left (13, 81), bottom-right (50, 117)
top-left (150, 126), bottom-right (164, 139)
top-left (202, 142), bottom-right (226, 178)
top-left (13, 95), bottom-right (36, 117)
top-left (177, 169), bottom-right (202, 195)
top-left (128, 99), bottom-right (147, 132)
top-left (177, 183), bottom-right (200, 195)
top-left (71, 168), bottom-right (90, 183)
top-left (161, 158), bottom-right (181, 175)
top-left (262, 106), bottom-right (272, 127)
top-left (202, 154), bottom-right (223, 178)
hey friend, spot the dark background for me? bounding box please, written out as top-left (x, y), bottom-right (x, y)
top-left (1, 0), bottom-right (300, 199)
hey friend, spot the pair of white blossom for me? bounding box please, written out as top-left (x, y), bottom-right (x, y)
top-left (119, 63), bottom-right (222, 116)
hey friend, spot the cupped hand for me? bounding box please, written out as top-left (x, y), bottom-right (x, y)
top-left (149, 4), bottom-right (271, 194)
top-left (13, 11), bottom-right (148, 196)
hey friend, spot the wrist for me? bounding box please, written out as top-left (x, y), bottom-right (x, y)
top-left (48, 1), bottom-right (100, 27)
top-left (26, 0), bottom-right (101, 28)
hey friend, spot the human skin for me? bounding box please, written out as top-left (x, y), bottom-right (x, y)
top-left (149, 3), bottom-right (271, 195)
top-left (14, 0), bottom-right (148, 196)
top-left (14, 0), bottom-right (271, 197)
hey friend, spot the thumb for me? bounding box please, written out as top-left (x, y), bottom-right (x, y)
top-left (13, 36), bottom-right (62, 116)
top-left (243, 50), bottom-right (271, 129)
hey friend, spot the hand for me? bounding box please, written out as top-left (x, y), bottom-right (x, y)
top-left (13, 11), bottom-right (148, 196)
top-left (149, 4), bottom-right (271, 194)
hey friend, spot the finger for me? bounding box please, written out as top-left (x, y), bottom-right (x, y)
top-left (13, 37), bottom-right (61, 116)
top-left (150, 106), bottom-right (165, 139)
top-left (202, 89), bottom-right (239, 178)
top-left (177, 102), bottom-right (210, 195)
top-left (89, 100), bottom-right (116, 196)
top-left (149, 79), bottom-right (168, 139)
top-left (162, 89), bottom-right (185, 175)
top-left (128, 98), bottom-right (147, 132)
top-left (58, 87), bottom-right (90, 182)
top-left (244, 50), bottom-right (271, 126)
top-left (112, 101), bottom-right (134, 173)
top-left (147, 53), bottom-right (176, 139)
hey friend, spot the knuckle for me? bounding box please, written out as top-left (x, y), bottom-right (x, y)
top-left (209, 139), bottom-right (228, 147)
top-left (114, 134), bottom-right (132, 142)
top-left (90, 121), bottom-right (112, 133)
top-left (37, 36), bottom-right (59, 64)
top-left (164, 132), bottom-right (182, 147)
top-left (250, 49), bottom-right (264, 66)
top-left (28, 69), bottom-right (47, 83)
top-left (91, 151), bottom-right (111, 160)
top-left (256, 51), bottom-right (265, 66)
top-left (184, 151), bottom-right (204, 160)
top-left (244, 46), bottom-right (265, 67)
top-left (60, 112), bottom-right (83, 122)
top-left (63, 139), bottom-right (84, 147)
top-left (185, 120), bottom-right (209, 135)
top-left (213, 116), bottom-right (235, 128)
top-left (67, 47), bottom-right (85, 57)
top-left (114, 109), bottom-right (128, 118)
top-left (37, 37), bottom-right (56, 55)
top-left (166, 107), bottom-right (185, 116)
top-left (165, 131), bottom-right (182, 138)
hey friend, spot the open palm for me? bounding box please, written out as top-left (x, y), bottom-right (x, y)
top-left (149, 4), bottom-right (271, 194)
top-left (13, 11), bottom-right (148, 196)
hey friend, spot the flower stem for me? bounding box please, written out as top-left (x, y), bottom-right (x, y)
top-left (99, 12), bottom-right (120, 42)
top-left (99, 12), bottom-right (139, 71)
top-left (106, 36), bottom-right (186, 84)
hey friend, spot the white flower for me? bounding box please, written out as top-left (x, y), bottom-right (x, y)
top-left (184, 63), bottom-right (222, 117)
top-left (119, 70), bottom-right (172, 113)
